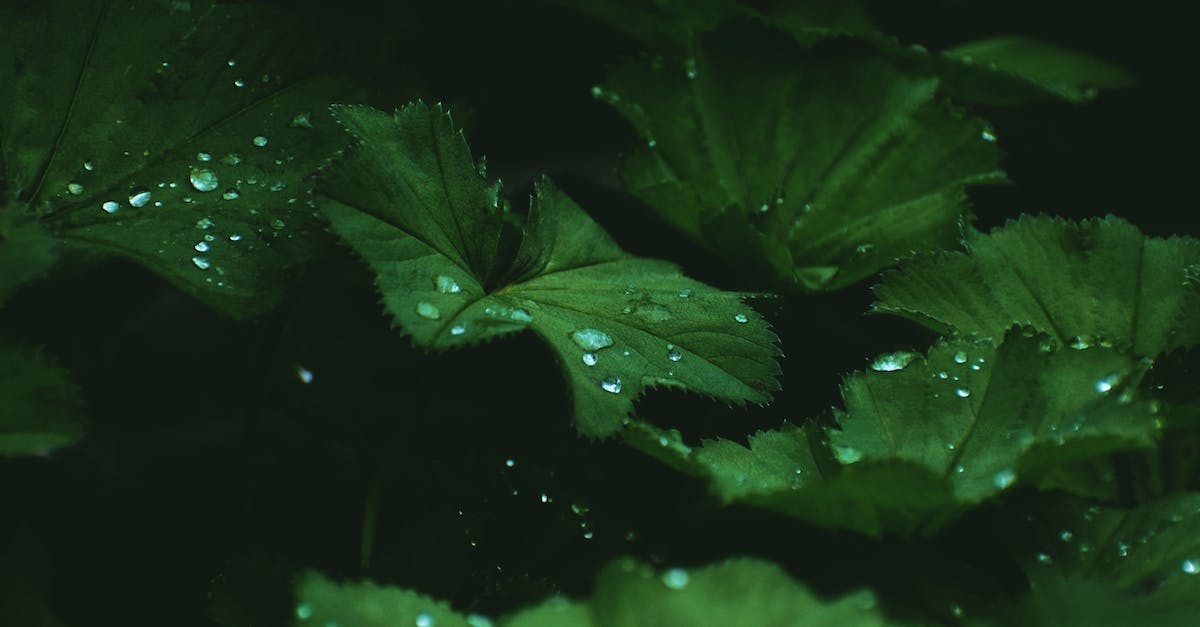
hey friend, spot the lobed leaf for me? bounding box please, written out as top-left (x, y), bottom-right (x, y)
top-left (0, 0), bottom-right (349, 317)
top-left (318, 102), bottom-right (780, 437)
top-left (605, 22), bottom-right (1006, 292)
top-left (873, 215), bottom-right (1200, 357)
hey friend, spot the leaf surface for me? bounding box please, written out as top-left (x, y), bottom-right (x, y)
top-left (605, 22), bottom-right (1006, 291)
top-left (873, 216), bottom-right (1200, 357)
top-left (318, 102), bottom-right (780, 437)
top-left (0, 0), bottom-right (348, 316)
top-left (0, 341), bottom-right (84, 456)
top-left (0, 210), bottom-right (58, 306)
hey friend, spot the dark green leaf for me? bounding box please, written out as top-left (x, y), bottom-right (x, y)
top-left (873, 216), bottom-right (1200, 357)
top-left (318, 102), bottom-right (780, 437)
top-left (0, 341), bottom-right (84, 456)
top-left (0, 0), bottom-right (349, 317)
top-left (605, 23), bottom-right (1005, 291)
top-left (0, 209), bottom-right (58, 306)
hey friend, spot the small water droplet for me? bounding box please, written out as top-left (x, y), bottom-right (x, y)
top-left (226, 58), bottom-right (237, 67)
top-left (229, 233), bottom-right (242, 242)
top-left (950, 604), bottom-right (965, 619)
top-left (252, 135), bottom-right (269, 147)
top-left (678, 288), bottom-right (691, 298)
top-left (295, 602), bottom-right (313, 620)
top-left (733, 313), bottom-right (748, 324)
top-left (993, 469), bottom-right (1016, 489)
top-left (1182, 559), bottom-right (1199, 575)
top-left (220, 153), bottom-right (243, 166)
top-left (661, 568), bottom-right (689, 590)
top-left (953, 351), bottom-right (968, 364)
top-left (195, 241), bottom-right (210, 252)
top-left (234, 78), bottom-right (245, 88)
top-left (415, 302), bottom-right (440, 320)
top-left (435, 275), bottom-right (461, 293)
top-left (190, 167), bottom-right (219, 192)
top-left (66, 182), bottom-right (84, 195)
top-left (504, 458), bottom-right (515, 468)
top-left (222, 188), bottom-right (240, 200)
top-left (123, 187), bottom-right (150, 207)
top-left (196, 217), bottom-right (215, 229)
top-left (450, 324), bottom-right (466, 336)
top-left (590, 85), bottom-right (603, 98)
top-left (415, 613), bottom-right (435, 627)
top-left (833, 445), bottom-right (862, 464)
top-left (290, 112), bottom-right (313, 128)
top-left (1117, 542), bottom-right (1129, 557)
top-left (684, 58), bottom-right (697, 79)
top-left (647, 138), bottom-right (657, 148)
top-left (571, 328), bottom-right (614, 351)
top-left (1059, 530), bottom-right (1074, 542)
top-left (83, 160), bottom-right (95, 171)
top-left (296, 366), bottom-right (314, 384)
top-left (1035, 552), bottom-right (1053, 564)
top-left (981, 128), bottom-right (997, 142)
top-left (197, 151), bottom-right (212, 162)
top-left (600, 376), bottom-right (622, 394)
top-left (1096, 372), bottom-right (1121, 394)
top-left (1069, 335), bottom-right (1093, 350)
top-left (956, 388), bottom-right (971, 398)
top-left (101, 200), bottom-right (120, 213)
top-left (582, 352), bottom-right (598, 367)
top-left (192, 256), bottom-right (211, 270)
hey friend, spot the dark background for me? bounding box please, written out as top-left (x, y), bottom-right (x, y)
top-left (1, 1), bottom-right (1194, 625)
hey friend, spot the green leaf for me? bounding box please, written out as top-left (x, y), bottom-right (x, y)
top-left (605, 22), bottom-right (1006, 292)
top-left (997, 493), bottom-right (1200, 615)
top-left (933, 36), bottom-right (1135, 106)
top-left (628, 328), bottom-right (1162, 536)
top-left (873, 215), bottom-right (1200, 357)
top-left (0, 0), bottom-right (348, 317)
top-left (0, 341), bottom-right (84, 456)
top-left (0, 209), bottom-right (58, 306)
top-left (294, 558), bottom-right (891, 627)
top-left (317, 102), bottom-right (780, 437)
top-left (985, 578), bottom-right (1200, 627)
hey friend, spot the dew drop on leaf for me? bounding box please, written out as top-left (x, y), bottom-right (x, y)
top-left (582, 352), bottom-right (597, 367)
top-left (194, 241), bottom-right (209, 253)
top-left (222, 188), bottom-right (240, 201)
top-left (83, 160), bottom-right (94, 171)
top-left (661, 568), bottom-right (690, 590)
top-left (415, 612), bottom-right (435, 627)
top-left (101, 200), bottom-right (120, 213)
top-left (981, 128), bottom-right (997, 142)
top-left (733, 313), bottom-right (749, 324)
top-left (956, 388), bottom-right (971, 398)
top-left (600, 376), bottom-right (622, 394)
top-left (953, 351), bottom-right (968, 364)
top-left (221, 153), bottom-right (243, 166)
top-left (511, 308), bottom-right (532, 323)
top-left (678, 288), bottom-right (691, 298)
top-left (870, 351), bottom-right (917, 372)
top-left (667, 348), bottom-right (682, 362)
top-left (434, 274), bottom-right (461, 293)
top-left (415, 302), bottom-right (440, 320)
top-left (252, 135), bottom-right (268, 147)
top-left (992, 469), bottom-right (1016, 489)
top-left (197, 151), bottom-right (212, 162)
top-left (128, 187), bottom-right (152, 207)
top-left (450, 324), bottom-right (466, 336)
top-left (67, 182), bottom-right (84, 195)
top-left (233, 78), bottom-right (245, 88)
top-left (229, 233), bottom-right (242, 242)
top-left (295, 602), bottom-right (313, 620)
top-left (1183, 559), bottom-right (1199, 575)
top-left (570, 328), bottom-right (614, 351)
top-left (189, 168), bottom-right (219, 192)
top-left (290, 112), bottom-right (313, 128)
top-left (192, 256), bottom-right (211, 270)
top-left (296, 366), bottom-right (314, 384)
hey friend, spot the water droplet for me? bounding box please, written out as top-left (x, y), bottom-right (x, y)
top-left (66, 182), bottom-right (84, 195)
top-left (571, 328), bottom-right (614, 351)
top-left (466, 615), bottom-right (493, 627)
top-left (954, 464), bottom-right (966, 474)
top-left (435, 275), bottom-right (461, 293)
top-left (252, 135), bottom-right (269, 147)
top-left (221, 153), bottom-right (243, 166)
top-left (222, 188), bottom-right (240, 200)
top-left (295, 602), bottom-right (313, 620)
top-left (450, 324), bottom-right (466, 336)
top-left (1117, 542), bottom-right (1130, 557)
top-left (1096, 372), bottom-right (1121, 394)
top-left (83, 160), bottom-right (94, 171)
top-left (833, 445), bottom-right (862, 464)
top-left (953, 351), bottom-right (968, 364)
top-left (415, 302), bottom-right (440, 320)
top-left (590, 85), bottom-right (603, 98)
top-left (1068, 335), bottom-right (1093, 350)
top-left (1182, 559), bottom-right (1199, 575)
top-left (950, 604), bottom-right (965, 619)
top-left (647, 138), bottom-right (657, 148)
top-left (226, 58), bottom-right (237, 67)
top-left (125, 187), bottom-right (151, 207)
top-left (992, 469), bottom-right (1016, 489)
top-left (582, 352), bottom-right (598, 367)
top-left (540, 493), bottom-right (550, 503)
top-left (192, 256), bottom-right (211, 270)
top-left (504, 458), bottom-right (515, 468)
top-left (101, 200), bottom-right (120, 213)
top-left (415, 613), bottom-right (435, 627)
top-left (667, 347), bottom-right (682, 362)
top-left (234, 78), bottom-right (245, 88)
top-left (190, 167), bottom-right (219, 192)
top-left (229, 233), bottom-right (242, 242)
top-left (678, 288), bottom-right (691, 298)
top-left (290, 112), bottom-right (313, 128)
top-left (196, 217), bottom-right (215, 229)
top-left (600, 376), bottom-right (622, 394)
top-left (871, 351), bottom-right (917, 372)
top-left (981, 128), bottom-right (997, 142)
top-left (937, 371), bottom-right (949, 379)
top-left (197, 152), bottom-right (212, 162)
top-left (956, 388), bottom-right (971, 398)
top-left (733, 313), bottom-right (748, 324)
top-left (1059, 530), bottom-right (1074, 542)
top-left (1035, 552), bottom-right (1053, 564)
top-left (661, 568), bottom-right (689, 590)
top-left (684, 58), bottom-right (697, 79)
top-left (296, 366), bottom-right (314, 384)
top-left (195, 241), bottom-right (210, 253)
top-left (510, 308), bottom-right (532, 323)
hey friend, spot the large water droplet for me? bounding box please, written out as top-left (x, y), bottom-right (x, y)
top-left (67, 182), bottom-right (84, 195)
top-left (190, 167), bottom-right (219, 192)
top-left (252, 135), bottom-right (269, 147)
top-left (733, 313), bottom-right (748, 324)
top-left (192, 256), bottom-right (211, 270)
top-left (582, 352), bottom-right (598, 367)
top-left (667, 347), bottom-right (682, 362)
top-left (101, 200), bottom-right (120, 214)
top-left (661, 568), bottom-right (689, 590)
top-left (128, 187), bottom-right (152, 207)
top-left (871, 351), bottom-right (917, 372)
top-left (415, 302), bottom-right (440, 320)
top-left (571, 328), bottom-right (614, 351)
top-left (993, 469), bottom-right (1016, 489)
top-left (600, 376), bottom-right (622, 394)
top-left (435, 275), bottom-right (461, 293)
